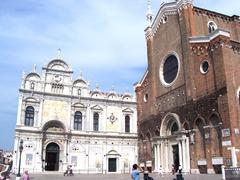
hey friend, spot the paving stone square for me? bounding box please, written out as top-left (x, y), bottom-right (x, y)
top-left (11, 173), bottom-right (222, 180)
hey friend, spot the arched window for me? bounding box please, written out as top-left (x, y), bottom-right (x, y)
top-left (208, 21), bottom-right (217, 33)
top-left (93, 112), bottom-right (99, 131)
top-left (171, 122), bottom-right (179, 135)
top-left (125, 115), bottom-right (130, 133)
top-left (74, 111), bottom-right (82, 130)
top-left (24, 106), bottom-right (34, 126)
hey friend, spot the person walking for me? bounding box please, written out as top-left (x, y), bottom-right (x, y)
top-left (22, 170), bottom-right (30, 180)
top-left (131, 164), bottom-right (143, 180)
top-left (158, 165), bottom-right (163, 177)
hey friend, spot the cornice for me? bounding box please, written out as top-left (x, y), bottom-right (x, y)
top-left (189, 29), bottom-right (233, 56)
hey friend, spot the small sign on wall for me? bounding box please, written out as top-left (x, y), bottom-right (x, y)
top-left (222, 128), bottom-right (230, 137)
top-left (212, 157), bottom-right (223, 165)
top-left (234, 128), bottom-right (239, 135)
top-left (222, 140), bottom-right (232, 146)
top-left (197, 159), bottom-right (207, 165)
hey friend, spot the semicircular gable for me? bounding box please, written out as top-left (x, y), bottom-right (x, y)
top-left (91, 91), bottom-right (103, 98)
top-left (25, 72), bottom-right (41, 81)
top-left (46, 59), bottom-right (70, 71)
top-left (72, 102), bottom-right (86, 108)
top-left (24, 97), bottom-right (38, 103)
top-left (73, 79), bottom-right (87, 87)
top-left (90, 105), bottom-right (103, 111)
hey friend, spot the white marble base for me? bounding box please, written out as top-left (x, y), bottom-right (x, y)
top-left (190, 168), bottom-right (200, 174)
top-left (207, 168), bottom-right (214, 174)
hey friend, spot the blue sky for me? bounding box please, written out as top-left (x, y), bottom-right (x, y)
top-left (0, 0), bottom-right (239, 150)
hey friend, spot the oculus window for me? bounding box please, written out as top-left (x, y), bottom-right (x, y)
top-left (200, 60), bottom-right (209, 74)
top-left (160, 54), bottom-right (179, 86)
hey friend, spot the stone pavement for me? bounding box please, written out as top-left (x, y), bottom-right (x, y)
top-left (11, 172), bottom-right (222, 180)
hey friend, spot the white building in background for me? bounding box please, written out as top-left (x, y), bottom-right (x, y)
top-left (13, 57), bottom-right (138, 174)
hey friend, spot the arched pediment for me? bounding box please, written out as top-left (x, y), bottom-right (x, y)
top-left (160, 113), bottom-right (182, 136)
top-left (122, 93), bottom-right (132, 101)
top-left (24, 97), bottom-right (39, 103)
top-left (73, 79), bottom-right (88, 87)
top-left (25, 72), bottom-right (41, 81)
top-left (91, 91), bottom-right (103, 98)
top-left (72, 103), bottom-right (86, 108)
top-left (107, 92), bottom-right (117, 99)
top-left (106, 150), bottom-right (120, 156)
top-left (46, 59), bottom-right (71, 72)
top-left (90, 105), bottom-right (103, 111)
top-left (42, 120), bottom-right (66, 132)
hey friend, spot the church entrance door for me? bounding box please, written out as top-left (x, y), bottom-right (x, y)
top-left (45, 143), bottom-right (60, 171)
top-left (108, 158), bottom-right (117, 172)
top-left (172, 144), bottom-right (179, 172)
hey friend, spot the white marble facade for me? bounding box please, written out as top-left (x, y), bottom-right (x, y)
top-left (13, 58), bottom-right (138, 174)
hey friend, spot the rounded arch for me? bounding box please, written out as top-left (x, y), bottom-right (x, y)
top-left (193, 116), bottom-right (206, 128)
top-left (160, 113), bottom-right (182, 136)
top-left (208, 112), bottom-right (222, 126)
top-left (44, 140), bottom-right (64, 151)
top-left (73, 79), bottom-right (88, 87)
top-left (42, 120), bottom-right (66, 132)
top-left (182, 121), bottom-right (190, 130)
top-left (24, 97), bottom-right (39, 103)
top-left (106, 150), bottom-right (120, 156)
top-left (25, 72), bottom-right (41, 80)
top-left (154, 127), bottom-right (160, 136)
top-left (46, 59), bottom-right (70, 70)
top-left (207, 20), bottom-right (217, 33)
top-left (122, 93), bottom-right (132, 101)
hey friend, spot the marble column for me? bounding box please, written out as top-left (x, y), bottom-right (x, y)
top-left (165, 141), bottom-right (169, 171)
top-left (182, 139), bottom-right (186, 171)
top-left (154, 145), bottom-right (157, 170)
top-left (178, 140), bottom-right (183, 168)
top-left (16, 95), bottom-right (23, 125)
top-left (160, 141), bottom-right (164, 169)
top-left (38, 98), bottom-right (43, 127)
top-left (186, 137), bottom-right (190, 172)
top-left (158, 143), bottom-right (161, 167)
top-left (157, 143), bottom-right (160, 168)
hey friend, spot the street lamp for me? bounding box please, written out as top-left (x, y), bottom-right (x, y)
top-left (16, 139), bottom-right (23, 180)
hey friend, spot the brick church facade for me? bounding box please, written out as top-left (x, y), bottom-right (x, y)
top-left (135, 0), bottom-right (240, 174)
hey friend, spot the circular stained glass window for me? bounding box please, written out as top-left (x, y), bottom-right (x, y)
top-left (163, 55), bottom-right (179, 84)
top-left (200, 60), bottom-right (209, 74)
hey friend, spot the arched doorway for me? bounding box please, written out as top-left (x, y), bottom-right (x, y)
top-left (153, 113), bottom-right (190, 173)
top-left (106, 150), bottom-right (120, 173)
top-left (45, 143), bottom-right (60, 171)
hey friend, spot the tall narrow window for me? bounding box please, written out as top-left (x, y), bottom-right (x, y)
top-left (125, 115), bottom-right (130, 133)
top-left (93, 112), bottom-right (99, 131)
top-left (25, 106), bottom-right (34, 126)
top-left (74, 111), bottom-right (82, 130)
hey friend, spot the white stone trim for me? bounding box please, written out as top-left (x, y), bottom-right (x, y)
top-left (159, 51), bottom-right (181, 88)
top-left (189, 29), bottom-right (230, 44)
top-left (151, 0), bottom-right (193, 36)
